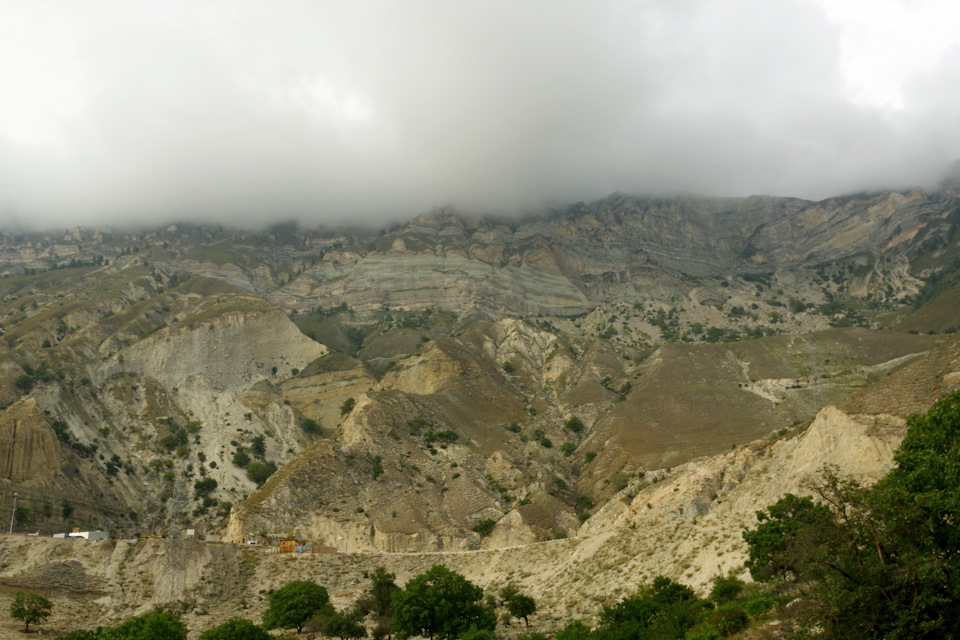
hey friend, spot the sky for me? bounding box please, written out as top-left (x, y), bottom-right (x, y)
top-left (1, 0), bottom-right (959, 229)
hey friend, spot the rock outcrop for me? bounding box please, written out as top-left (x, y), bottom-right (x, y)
top-left (0, 398), bottom-right (59, 482)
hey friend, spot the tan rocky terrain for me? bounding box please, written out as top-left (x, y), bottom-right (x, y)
top-left (0, 184), bottom-right (958, 635)
top-left (0, 329), bottom-right (954, 639)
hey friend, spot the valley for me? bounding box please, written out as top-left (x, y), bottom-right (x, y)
top-left (0, 185), bottom-right (959, 637)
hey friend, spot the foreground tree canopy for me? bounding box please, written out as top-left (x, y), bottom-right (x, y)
top-left (198, 617), bottom-right (272, 640)
top-left (262, 580), bottom-right (332, 634)
top-left (391, 564), bottom-right (496, 640)
top-left (59, 612), bottom-right (188, 640)
top-left (743, 389), bottom-right (960, 638)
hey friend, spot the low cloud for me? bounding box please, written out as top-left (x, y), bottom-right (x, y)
top-left (1, 0), bottom-right (959, 230)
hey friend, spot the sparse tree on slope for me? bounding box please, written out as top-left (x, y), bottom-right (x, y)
top-left (263, 580), bottom-right (333, 634)
top-left (392, 565), bottom-right (496, 640)
top-left (9, 591), bottom-right (52, 633)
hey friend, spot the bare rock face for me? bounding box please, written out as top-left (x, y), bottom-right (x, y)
top-left (0, 398), bottom-right (59, 482)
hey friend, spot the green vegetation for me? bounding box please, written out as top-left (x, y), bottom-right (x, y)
top-left (498, 584), bottom-right (538, 627)
top-left (246, 461), bottom-right (277, 486)
top-left (353, 567), bottom-right (399, 639)
top-left (198, 617), bottom-right (271, 640)
top-left (301, 417), bottom-right (322, 434)
top-left (341, 397), bottom-right (356, 416)
top-left (59, 612), bottom-right (188, 639)
top-left (742, 390), bottom-right (960, 638)
top-left (472, 518), bottom-right (497, 536)
top-left (262, 580), bottom-right (332, 634)
top-left (9, 591), bottom-right (52, 633)
top-left (392, 565), bottom-right (496, 640)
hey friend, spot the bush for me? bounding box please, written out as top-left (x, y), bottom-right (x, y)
top-left (472, 519), bottom-right (497, 536)
top-left (706, 605), bottom-right (750, 636)
top-left (199, 617), bottom-right (271, 640)
top-left (564, 416), bottom-right (584, 433)
top-left (246, 462), bottom-right (277, 486)
top-left (14, 374), bottom-right (34, 391)
top-left (232, 449), bottom-right (251, 468)
top-left (194, 478), bottom-right (217, 497)
top-left (709, 574), bottom-right (744, 605)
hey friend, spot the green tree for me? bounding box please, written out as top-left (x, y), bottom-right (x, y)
top-left (199, 617), bottom-right (271, 640)
top-left (742, 493), bottom-right (834, 582)
top-left (340, 397), bottom-right (356, 416)
top-left (99, 612), bottom-right (187, 640)
top-left (232, 449), bottom-right (251, 467)
top-left (263, 580), bottom-right (332, 634)
top-left (250, 434), bottom-right (266, 457)
top-left (505, 594), bottom-right (536, 627)
top-left (564, 416), bottom-right (584, 433)
top-left (10, 591), bottom-right (52, 632)
top-left (321, 610), bottom-right (368, 640)
top-left (194, 478), bottom-right (218, 498)
top-left (742, 390), bottom-right (960, 638)
top-left (302, 418), bottom-right (322, 434)
top-left (246, 461), bottom-right (277, 486)
top-left (596, 576), bottom-right (702, 640)
top-left (554, 620), bottom-right (592, 640)
top-left (354, 566), bottom-right (398, 640)
top-left (392, 565), bottom-right (496, 640)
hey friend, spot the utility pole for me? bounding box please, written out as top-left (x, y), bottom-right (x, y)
top-left (8, 493), bottom-right (18, 535)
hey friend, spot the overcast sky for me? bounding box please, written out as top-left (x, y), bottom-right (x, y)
top-left (2, 0), bottom-right (960, 229)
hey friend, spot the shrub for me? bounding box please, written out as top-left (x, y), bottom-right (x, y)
top-left (472, 519), bottom-right (497, 536)
top-left (246, 462), bottom-right (277, 486)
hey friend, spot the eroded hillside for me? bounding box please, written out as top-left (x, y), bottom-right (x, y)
top-left (0, 185), bottom-right (957, 549)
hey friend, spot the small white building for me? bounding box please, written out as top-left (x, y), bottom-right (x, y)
top-left (54, 529), bottom-right (110, 540)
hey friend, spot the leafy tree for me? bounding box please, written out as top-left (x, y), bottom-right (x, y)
top-left (505, 594), bottom-right (536, 627)
top-left (742, 492), bottom-right (835, 582)
top-left (564, 416), bottom-right (584, 433)
top-left (742, 390), bottom-right (960, 638)
top-left (321, 610), bottom-right (368, 640)
top-left (250, 434), bottom-right (266, 457)
top-left (554, 620), bottom-right (592, 640)
top-left (301, 418), bottom-right (322, 434)
top-left (392, 565), bottom-right (496, 640)
top-left (194, 478), bottom-right (218, 497)
top-left (708, 574), bottom-right (745, 605)
top-left (98, 612), bottom-right (187, 640)
top-left (246, 461), bottom-right (277, 486)
top-left (10, 591), bottom-right (52, 632)
top-left (198, 617), bottom-right (271, 640)
top-left (233, 449), bottom-right (251, 467)
top-left (595, 576), bottom-right (702, 640)
top-left (263, 580), bottom-right (332, 634)
top-left (353, 566), bottom-right (399, 639)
